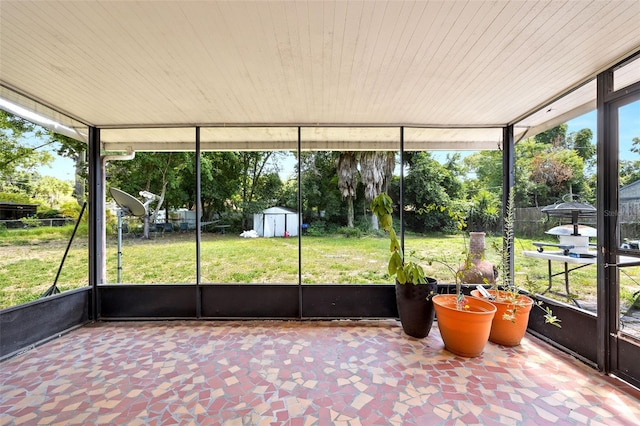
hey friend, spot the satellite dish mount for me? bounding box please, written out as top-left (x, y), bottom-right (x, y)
top-left (109, 188), bottom-right (148, 283)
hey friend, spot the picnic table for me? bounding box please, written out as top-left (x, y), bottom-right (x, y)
top-left (214, 224), bottom-right (230, 234)
top-left (523, 250), bottom-right (639, 308)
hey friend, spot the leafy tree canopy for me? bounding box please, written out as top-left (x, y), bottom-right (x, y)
top-left (534, 123), bottom-right (568, 146)
top-left (1, 110), bottom-right (88, 205)
top-left (300, 151), bottom-right (344, 224)
top-left (404, 152), bottom-right (464, 232)
top-left (0, 111), bottom-right (53, 179)
top-left (620, 136), bottom-right (640, 186)
top-left (570, 128), bottom-right (595, 164)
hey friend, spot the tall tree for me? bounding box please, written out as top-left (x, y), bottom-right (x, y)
top-left (0, 169), bottom-right (40, 195)
top-left (570, 128), bottom-right (595, 163)
top-left (1, 111), bottom-right (87, 206)
top-left (49, 133), bottom-right (87, 205)
top-left (358, 151), bottom-right (395, 201)
top-left (534, 124), bottom-right (568, 147)
top-left (239, 152), bottom-right (269, 204)
top-left (192, 152), bottom-right (241, 221)
top-left (107, 152), bottom-right (187, 238)
top-left (300, 152), bottom-right (342, 224)
top-left (529, 148), bottom-right (585, 206)
top-left (513, 138), bottom-right (549, 206)
top-left (32, 176), bottom-right (73, 208)
top-left (464, 150), bottom-right (503, 198)
top-left (404, 152), bottom-right (459, 232)
top-left (465, 131), bottom-right (594, 208)
top-left (237, 152), bottom-right (283, 229)
top-left (620, 136), bottom-right (640, 186)
top-left (0, 111), bottom-right (53, 180)
top-left (358, 151), bottom-right (396, 229)
top-left (336, 152), bottom-right (359, 228)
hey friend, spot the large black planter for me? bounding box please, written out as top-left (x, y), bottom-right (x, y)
top-left (395, 277), bottom-right (438, 338)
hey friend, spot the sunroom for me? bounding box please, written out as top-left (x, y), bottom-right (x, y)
top-left (1, 1), bottom-right (639, 423)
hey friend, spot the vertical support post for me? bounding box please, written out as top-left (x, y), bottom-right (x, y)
top-left (596, 69), bottom-right (616, 372)
top-left (117, 211), bottom-right (123, 283)
top-left (502, 125), bottom-right (515, 284)
top-left (88, 126), bottom-right (104, 320)
top-left (400, 127), bottom-right (405, 253)
top-left (297, 127), bottom-right (303, 319)
top-left (195, 126), bottom-right (202, 318)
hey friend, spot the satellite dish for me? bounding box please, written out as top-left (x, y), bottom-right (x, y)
top-left (110, 187), bottom-right (146, 217)
top-left (139, 190), bottom-right (159, 201)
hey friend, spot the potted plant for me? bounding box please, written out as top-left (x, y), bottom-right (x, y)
top-left (470, 189), bottom-right (561, 346)
top-left (371, 193), bottom-right (438, 338)
top-left (430, 260), bottom-right (498, 357)
top-left (409, 203), bottom-right (498, 357)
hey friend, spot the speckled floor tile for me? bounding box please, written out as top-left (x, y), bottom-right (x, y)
top-left (1, 320), bottom-right (639, 425)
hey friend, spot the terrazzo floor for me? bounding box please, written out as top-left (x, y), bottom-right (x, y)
top-left (1, 320), bottom-right (639, 425)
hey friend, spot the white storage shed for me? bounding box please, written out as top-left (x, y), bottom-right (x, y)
top-left (253, 207), bottom-right (299, 238)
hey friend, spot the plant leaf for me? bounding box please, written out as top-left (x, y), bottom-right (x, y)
top-left (397, 268), bottom-right (406, 284)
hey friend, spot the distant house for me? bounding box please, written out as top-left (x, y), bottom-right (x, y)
top-left (619, 181), bottom-right (640, 233)
top-left (0, 202), bottom-right (38, 221)
top-left (253, 207), bottom-right (299, 237)
top-left (620, 180), bottom-right (640, 202)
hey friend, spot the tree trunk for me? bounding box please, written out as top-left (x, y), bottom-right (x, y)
top-left (73, 153), bottom-right (85, 205)
top-left (347, 196), bottom-right (354, 228)
top-left (336, 152), bottom-right (358, 228)
top-left (143, 215), bottom-right (150, 239)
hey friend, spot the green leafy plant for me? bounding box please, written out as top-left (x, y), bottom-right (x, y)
top-left (491, 188), bottom-right (561, 327)
top-left (416, 202), bottom-right (474, 309)
top-left (466, 190), bottom-right (501, 232)
top-left (426, 256), bottom-right (469, 309)
top-left (19, 216), bottom-right (41, 228)
top-left (370, 193), bottom-right (426, 285)
top-left (338, 226), bottom-right (363, 238)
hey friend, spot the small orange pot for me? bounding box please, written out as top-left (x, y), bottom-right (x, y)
top-left (432, 294), bottom-right (496, 357)
top-left (471, 289), bottom-right (534, 346)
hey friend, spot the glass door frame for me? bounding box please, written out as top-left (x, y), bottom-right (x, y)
top-left (597, 69), bottom-right (640, 386)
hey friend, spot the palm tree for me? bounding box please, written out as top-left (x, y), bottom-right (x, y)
top-left (359, 151), bottom-right (396, 228)
top-left (336, 152), bottom-right (359, 228)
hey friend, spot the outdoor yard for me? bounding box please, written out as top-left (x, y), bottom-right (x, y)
top-left (2, 227), bottom-right (639, 317)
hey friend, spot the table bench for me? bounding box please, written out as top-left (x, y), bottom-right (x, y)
top-left (523, 250), bottom-right (640, 308)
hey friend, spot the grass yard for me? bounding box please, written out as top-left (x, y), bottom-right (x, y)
top-left (1, 228), bottom-right (639, 314)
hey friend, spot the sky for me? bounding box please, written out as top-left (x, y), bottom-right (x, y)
top-left (567, 102), bottom-right (639, 155)
top-left (37, 102), bottom-right (639, 182)
top-left (431, 101), bottom-right (639, 165)
top-left (39, 151), bottom-right (75, 181)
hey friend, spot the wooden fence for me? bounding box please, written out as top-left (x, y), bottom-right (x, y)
top-left (515, 202), bottom-right (640, 239)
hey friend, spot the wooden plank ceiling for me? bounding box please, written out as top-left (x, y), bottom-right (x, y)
top-left (0, 0), bottom-right (639, 150)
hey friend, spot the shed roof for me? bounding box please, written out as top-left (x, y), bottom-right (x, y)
top-left (260, 207), bottom-right (298, 215)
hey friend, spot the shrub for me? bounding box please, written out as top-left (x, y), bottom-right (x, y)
top-left (19, 216), bottom-right (41, 228)
top-left (306, 221), bottom-right (328, 236)
top-left (338, 226), bottom-right (362, 238)
top-left (466, 190), bottom-right (500, 233)
top-left (37, 208), bottom-right (61, 219)
top-left (60, 201), bottom-right (83, 219)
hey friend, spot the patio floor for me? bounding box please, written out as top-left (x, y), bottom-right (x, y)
top-left (1, 320), bottom-right (639, 425)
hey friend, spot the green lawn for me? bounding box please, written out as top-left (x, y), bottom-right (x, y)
top-left (1, 228), bottom-right (638, 311)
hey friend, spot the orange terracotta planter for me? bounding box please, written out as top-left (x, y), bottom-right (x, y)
top-left (470, 289), bottom-right (534, 346)
top-left (432, 294), bottom-right (496, 357)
